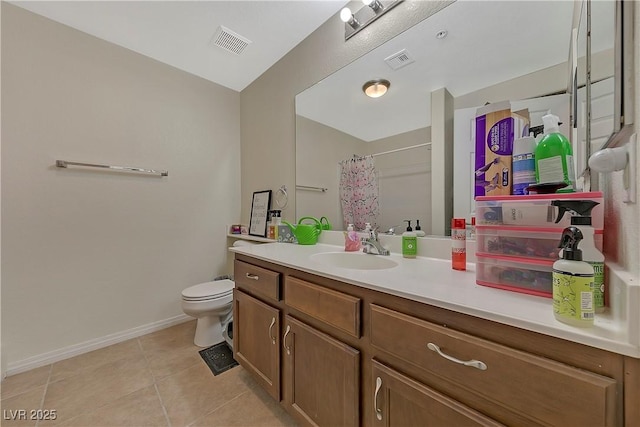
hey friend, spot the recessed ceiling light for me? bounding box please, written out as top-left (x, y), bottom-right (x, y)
top-left (362, 79), bottom-right (390, 98)
top-left (435, 30), bottom-right (448, 39)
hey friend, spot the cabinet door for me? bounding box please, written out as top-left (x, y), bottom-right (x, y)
top-left (283, 315), bottom-right (359, 427)
top-left (233, 289), bottom-right (280, 400)
top-left (371, 360), bottom-right (503, 427)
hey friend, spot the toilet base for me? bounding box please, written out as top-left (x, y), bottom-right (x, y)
top-left (194, 316), bottom-right (224, 348)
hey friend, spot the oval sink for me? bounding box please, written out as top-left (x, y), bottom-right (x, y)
top-left (310, 252), bottom-right (398, 270)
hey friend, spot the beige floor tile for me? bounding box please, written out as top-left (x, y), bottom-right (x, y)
top-left (40, 354), bottom-right (153, 425)
top-left (0, 366), bottom-right (50, 400)
top-left (139, 320), bottom-right (202, 380)
top-left (0, 385), bottom-right (46, 427)
top-left (50, 339), bottom-right (142, 383)
top-left (189, 386), bottom-right (297, 427)
top-left (56, 385), bottom-right (168, 427)
top-left (157, 362), bottom-right (253, 427)
top-left (138, 321), bottom-right (197, 353)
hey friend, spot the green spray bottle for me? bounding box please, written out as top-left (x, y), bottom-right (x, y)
top-left (534, 113), bottom-right (575, 192)
top-left (552, 200), bottom-right (605, 312)
top-left (553, 227), bottom-right (595, 327)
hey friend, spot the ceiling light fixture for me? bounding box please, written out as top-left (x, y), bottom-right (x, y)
top-left (435, 29), bottom-right (448, 39)
top-left (341, 0), bottom-right (402, 41)
top-left (363, 79), bottom-right (390, 98)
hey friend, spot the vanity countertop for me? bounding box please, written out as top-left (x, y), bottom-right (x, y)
top-left (230, 242), bottom-right (640, 358)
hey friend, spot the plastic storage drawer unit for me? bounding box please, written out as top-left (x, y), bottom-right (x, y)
top-left (475, 192), bottom-right (604, 229)
top-left (476, 225), bottom-right (603, 262)
top-left (475, 254), bottom-right (554, 298)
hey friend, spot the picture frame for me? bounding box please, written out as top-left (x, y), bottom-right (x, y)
top-left (249, 190), bottom-right (272, 238)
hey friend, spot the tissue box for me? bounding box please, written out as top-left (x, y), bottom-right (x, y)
top-left (474, 102), bottom-right (529, 197)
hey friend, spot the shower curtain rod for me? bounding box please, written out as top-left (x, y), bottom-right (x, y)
top-left (371, 142), bottom-right (431, 158)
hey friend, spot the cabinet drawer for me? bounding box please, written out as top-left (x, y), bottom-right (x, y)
top-left (234, 260), bottom-right (281, 302)
top-left (285, 276), bottom-right (361, 338)
top-left (370, 304), bottom-right (617, 427)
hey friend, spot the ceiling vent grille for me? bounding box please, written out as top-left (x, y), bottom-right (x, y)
top-left (211, 26), bottom-right (251, 55)
top-left (384, 49), bottom-right (415, 70)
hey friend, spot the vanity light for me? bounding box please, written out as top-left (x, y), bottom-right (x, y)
top-left (341, 0), bottom-right (402, 41)
top-left (363, 79), bottom-right (390, 98)
top-left (340, 7), bottom-right (360, 29)
top-left (363, 0), bottom-right (384, 12)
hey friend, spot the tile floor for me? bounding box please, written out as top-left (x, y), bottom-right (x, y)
top-left (0, 321), bottom-right (297, 427)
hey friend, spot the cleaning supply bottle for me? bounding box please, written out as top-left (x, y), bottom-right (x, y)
top-left (553, 226), bottom-right (595, 327)
top-left (415, 220), bottom-right (426, 237)
top-left (402, 220), bottom-right (417, 259)
top-left (552, 200), bottom-right (605, 312)
top-left (534, 113), bottom-right (575, 192)
top-left (512, 134), bottom-right (537, 195)
top-left (451, 218), bottom-right (466, 270)
top-left (344, 224), bottom-right (361, 252)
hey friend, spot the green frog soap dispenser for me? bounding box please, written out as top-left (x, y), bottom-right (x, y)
top-left (553, 227), bottom-right (595, 327)
top-left (552, 200), bottom-right (605, 312)
top-left (535, 113), bottom-right (575, 192)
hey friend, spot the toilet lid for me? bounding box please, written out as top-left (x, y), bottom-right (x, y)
top-left (182, 279), bottom-right (234, 300)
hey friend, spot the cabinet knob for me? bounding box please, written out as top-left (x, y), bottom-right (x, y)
top-left (427, 342), bottom-right (487, 371)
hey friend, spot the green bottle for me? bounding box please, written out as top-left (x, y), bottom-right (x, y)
top-left (534, 113), bottom-right (575, 192)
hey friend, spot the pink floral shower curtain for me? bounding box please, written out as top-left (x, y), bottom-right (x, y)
top-left (339, 156), bottom-right (379, 230)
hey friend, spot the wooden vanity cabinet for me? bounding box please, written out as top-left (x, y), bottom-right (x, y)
top-left (371, 359), bottom-right (504, 427)
top-left (233, 254), bottom-right (636, 427)
top-left (282, 315), bottom-right (360, 427)
top-left (233, 260), bottom-right (282, 400)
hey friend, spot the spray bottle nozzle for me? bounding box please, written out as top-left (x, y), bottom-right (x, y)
top-left (558, 226), bottom-right (584, 261)
top-left (551, 200), bottom-right (599, 223)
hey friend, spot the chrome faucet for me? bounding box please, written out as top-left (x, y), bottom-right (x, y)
top-left (361, 227), bottom-right (390, 256)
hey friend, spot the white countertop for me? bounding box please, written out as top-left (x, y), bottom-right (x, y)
top-left (230, 241), bottom-right (640, 358)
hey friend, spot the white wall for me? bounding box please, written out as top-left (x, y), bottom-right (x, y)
top-left (1, 4), bottom-right (241, 371)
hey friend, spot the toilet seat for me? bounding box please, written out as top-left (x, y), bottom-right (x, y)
top-left (182, 279), bottom-right (234, 302)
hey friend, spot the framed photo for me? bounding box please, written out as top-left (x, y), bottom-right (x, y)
top-left (249, 190), bottom-right (272, 237)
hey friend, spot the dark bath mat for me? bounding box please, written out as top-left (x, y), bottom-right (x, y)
top-left (199, 342), bottom-right (238, 376)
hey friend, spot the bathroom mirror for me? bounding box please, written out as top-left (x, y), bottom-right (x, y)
top-left (295, 0), bottom-right (619, 235)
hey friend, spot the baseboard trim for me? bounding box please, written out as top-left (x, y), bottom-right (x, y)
top-left (5, 314), bottom-right (192, 377)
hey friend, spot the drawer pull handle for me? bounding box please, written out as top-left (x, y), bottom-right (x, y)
top-left (283, 325), bottom-right (292, 355)
top-left (245, 273), bottom-right (259, 280)
top-left (427, 342), bottom-right (487, 371)
top-left (268, 317), bottom-right (276, 345)
top-left (374, 376), bottom-right (383, 421)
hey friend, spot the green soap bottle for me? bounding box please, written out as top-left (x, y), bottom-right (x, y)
top-left (402, 220), bottom-right (417, 259)
top-left (534, 113), bottom-right (575, 192)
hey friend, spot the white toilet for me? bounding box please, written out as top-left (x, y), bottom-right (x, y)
top-left (181, 279), bottom-right (234, 347)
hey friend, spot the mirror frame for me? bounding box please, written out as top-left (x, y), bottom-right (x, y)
top-left (601, 0), bottom-right (634, 151)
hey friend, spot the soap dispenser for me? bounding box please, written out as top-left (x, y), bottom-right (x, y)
top-left (535, 113), bottom-right (575, 192)
top-left (402, 220), bottom-right (417, 259)
top-left (344, 224), bottom-right (361, 252)
top-left (415, 220), bottom-right (426, 237)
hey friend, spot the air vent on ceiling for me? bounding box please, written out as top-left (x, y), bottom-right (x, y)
top-left (384, 49), bottom-right (415, 70)
top-left (211, 26), bottom-right (251, 55)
